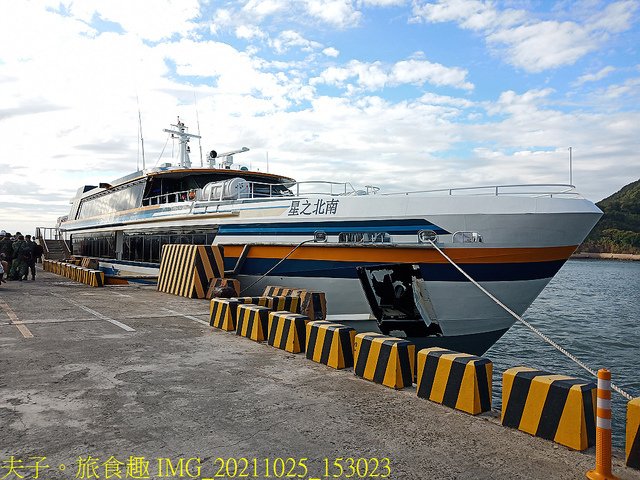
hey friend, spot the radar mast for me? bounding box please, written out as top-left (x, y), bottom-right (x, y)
top-left (163, 117), bottom-right (201, 169)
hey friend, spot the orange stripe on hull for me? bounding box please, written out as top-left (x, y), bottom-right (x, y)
top-left (221, 244), bottom-right (578, 264)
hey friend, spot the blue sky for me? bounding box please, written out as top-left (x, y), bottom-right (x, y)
top-left (1, 0), bottom-right (639, 234)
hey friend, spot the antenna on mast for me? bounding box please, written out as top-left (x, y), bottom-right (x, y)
top-left (194, 92), bottom-right (203, 168)
top-left (136, 94), bottom-right (146, 170)
top-left (163, 117), bottom-right (201, 169)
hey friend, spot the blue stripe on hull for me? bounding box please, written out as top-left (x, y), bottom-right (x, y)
top-left (223, 256), bottom-right (567, 282)
top-left (217, 218), bottom-right (449, 236)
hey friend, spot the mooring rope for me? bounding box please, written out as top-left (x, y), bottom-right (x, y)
top-left (428, 240), bottom-right (634, 401)
top-left (239, 239), bottom-right (316, 295)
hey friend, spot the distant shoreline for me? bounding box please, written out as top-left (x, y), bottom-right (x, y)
top-left (571, 252), bottom-right (640, 261)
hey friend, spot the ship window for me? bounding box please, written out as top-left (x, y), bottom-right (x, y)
top-left (77, 181), bottom-right (145, 219)
top-left (70, 232), bottom-right (115, 259)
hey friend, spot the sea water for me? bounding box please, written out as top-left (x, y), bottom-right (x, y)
top-left (486, 259), bottom-right (640, 448)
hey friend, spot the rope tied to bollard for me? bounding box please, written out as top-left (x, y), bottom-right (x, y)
top-left (239, 239), bottom-right (316, 295)
top-left (427, 240), bottom-right (634, 401)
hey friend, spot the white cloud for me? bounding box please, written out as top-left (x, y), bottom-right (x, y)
top-left (487, 20), bottom-right (597, 72)
top-left (589, 0), bottom-right (638, 33)
top-left (235, 25), bottom-right (268, 40)
top-left (322, 47), bottom-right (340, 57)
top-left (312, 58), bottom-right (474, 91)
top-left (391, 59), bottom-right (474, 90)
top-left (600, 76), bottom-right (640, 100)
top-left (269, 30), bottom-right (323, 54)
top-left (67, 0), bottom-right (201, 41)
top-left (304, 0), bottom-right (362, 28)
top-left (359, 0), bottom-right (407, 6)
top-left (418, 92), bottom-right (475, 108)
top-left (242, 0), bottom-right (290, 19)
top-left (412, 0), bottom-right (639, 73)
top-left (411, 0), bottom-right (525, 30)
top-left (575, 66), bottom-right (616, 85)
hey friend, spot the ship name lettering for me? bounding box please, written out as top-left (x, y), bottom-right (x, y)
top-left (288, 199), bottom-right (339, 216)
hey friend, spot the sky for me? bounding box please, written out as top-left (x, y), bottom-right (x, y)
top-left (1, 0), bottom-right (639, 235)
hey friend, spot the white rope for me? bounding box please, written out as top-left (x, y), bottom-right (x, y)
top-left (428, 240), bottom-right (634, 401)
top-left (239, 239), bottom-right (316, 295)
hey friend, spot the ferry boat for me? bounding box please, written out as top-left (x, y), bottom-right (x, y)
top-left (56, 119), bottom-right (603, 354)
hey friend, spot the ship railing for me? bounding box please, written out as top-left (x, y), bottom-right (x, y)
top-left (142, 189), bottom-right (193, 206)
top-left (381, 184), bottom-right (580, 198)
top-left (250, 180), bottom-right (360, 198)
top-left (35, 226), bottom-right (64, 241)
top-left (142, 183), bottom-right (580, 206)
top-left (229, 180), bottom-right (363, 200)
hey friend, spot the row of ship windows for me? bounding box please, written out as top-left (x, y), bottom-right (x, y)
top-left (71, 232), bottom-right (217, 264)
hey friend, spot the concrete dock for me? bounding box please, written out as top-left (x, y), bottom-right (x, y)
top-left (1, 269), bottom-right (638, 480)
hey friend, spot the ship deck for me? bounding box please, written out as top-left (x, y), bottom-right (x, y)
top-left (1, 267), bottom-right (637, 480)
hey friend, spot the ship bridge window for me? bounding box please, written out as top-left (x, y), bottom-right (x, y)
top-left (452, 231), bottom-right (483, 243)
top-left (77, 181), bottom-right (145, 219)
top-left (338, 232), bottom-right (391, 243)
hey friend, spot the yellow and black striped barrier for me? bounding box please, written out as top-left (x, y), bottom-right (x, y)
top-left (502, 367), bottom-right (596, 450)
top-left (267, 311), bottom-right (309, 353)
top-left (305, 321), bottom-right (356, 369)
top-left (263, 285), bottom-right (304, 297)
top-left (299, 291), bottom-right (326, 320)
top-left (209, 298), bottom-right (240, 331)
top-left (80, 257), bottom-right (99, 269)
top-left (415, 347), bottom-right (492, 415)
top-left (234, 296), bottom-right (274, 308)
top-left (628, 397), bottom-right (640, 469)
top-left (353, 333), bottom-right (415, 389)
top-left (157, 244), bottom-right (224, 299)
top-left (271, 295), bottom-right (300, 313)
top-left (87, 269), bottom-right (104, 287)
top-left (43, 259), bottom-right (104, 287)
top-left (207, 278), bottom-right (241, 298)
top-left (232, 295), bottom-right (299, 313)
top-left (236, 304), bottom-right (270, 342)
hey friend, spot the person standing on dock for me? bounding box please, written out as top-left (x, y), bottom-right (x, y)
top-left (10, 235), bottom-right (29, 281)
top-left (25, 235), bottom-right (38, 280)
top-left (0, 232), bottom-right (13, 268)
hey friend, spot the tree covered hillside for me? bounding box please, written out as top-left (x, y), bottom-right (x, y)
top-left (579, 178), bottom-right (640, 254)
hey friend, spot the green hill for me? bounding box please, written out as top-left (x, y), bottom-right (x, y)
top-left (579, 178), bottom-right (640, 254)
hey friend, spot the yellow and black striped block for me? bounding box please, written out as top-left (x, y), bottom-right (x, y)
top-left (502, 367), bottom-right (596, 450)
top-left (44, 260), bottom-right (104, 287)
top-left (81, 257), bottom-right (99, 269)
top-left (353, 333), bottom-right (415, 389)
top-left (416, 347), bottom-right (492, 415)
top-left (299, 291), bottom-right (326, 320)
top-left (157, 244), bottom-right (224, 299)
top-left (305, 321), bottom-right (356, 369)
top-left (267, 311), bottom-right (309, 353)
top-left (234, 296), bottom-right (274, 308)
top-left (236, 304), bottom-right (271, 342)
top-left (206, 278), bottom-right (241, 298)
top-left (209, 298), bottom-right (240, 331)
top-left (270, 295), bottom-right (300, 313)
top-left (627, 397), bottom-right (640, 469)
top-left (88, 270), bottom-right (104, 287)
top-left (263, 285), bottom-right (304, 297)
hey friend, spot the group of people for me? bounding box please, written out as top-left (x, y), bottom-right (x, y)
top-left (0, 230), bottom-right (44, 283)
